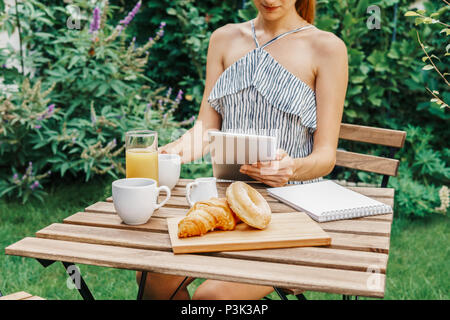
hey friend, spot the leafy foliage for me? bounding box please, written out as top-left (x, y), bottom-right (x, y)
top-left (405, 1), bottom-right (449, 109)
top-left (0, 0), bottom-right (193, 202)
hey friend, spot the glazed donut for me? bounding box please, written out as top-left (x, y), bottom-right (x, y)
top-left (226, 181), bottom-right (271, 229)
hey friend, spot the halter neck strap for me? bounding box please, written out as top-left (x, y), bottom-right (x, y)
top-left (251, 19), bottom-right (314, 49)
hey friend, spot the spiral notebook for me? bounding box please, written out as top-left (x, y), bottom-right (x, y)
top-left (267, 180), bottom-right (393, 222)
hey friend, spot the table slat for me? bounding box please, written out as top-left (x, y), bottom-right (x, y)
top-left (5, 237), bottom-right (385, 297)
top-left (85, 202), bottom-right (187, 218)
top-left (106, 185), bottom-right (394, 201)
top-left (176, 179), bottom-right (395, 197)
top-left (0, 291), bottom-right (33, 300)
top-left (62, 213), bottom-right (390, 253)
top-left (36, 223), bottom-right (388, 273)
top-left (68, 210), bottom-right (391, 237)
top-left (65, 212), bottom-right (167, 232)
top-left (99, 197), bottom-right (393, 222)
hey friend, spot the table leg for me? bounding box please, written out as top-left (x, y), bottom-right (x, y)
top-left (296, 293), bottom-right (307, 300)
top-left (37, 258), bottom-right (56, 268)
top-left (137, 271), bottom-right (148, 300)
top-left (62, 262), bottom-right (95, 300)
top-left (273, 287), bottom-right (289, 300)
top-left (169, 276), bottom-right (189, 300)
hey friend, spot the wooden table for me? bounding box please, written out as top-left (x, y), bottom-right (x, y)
top-left (4, 179), bottom-right (394, 299)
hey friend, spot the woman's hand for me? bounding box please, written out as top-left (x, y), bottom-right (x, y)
top-left (159, 140), bottom-right (181, 155)
top-left (239, 149), bottom-right (295, 187)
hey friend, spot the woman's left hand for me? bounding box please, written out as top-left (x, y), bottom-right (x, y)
top-left (239, 149), bottom-right (295, 187)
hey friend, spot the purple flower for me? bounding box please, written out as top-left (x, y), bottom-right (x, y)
top-left (146, 102), bottom-right (153, 112)
top-left (89, 7), bottom-right (101, 34)
top-left (30, 181), bottom-right (39, 190)
top-left (157, 27), bottom-right (165, 38)
top-left (36, 104), bottom-right (56, 124)
top-left (47, 104), bottom-right (55, 113)
top-left (175, 89), bottom-right (183, 104)
top-left (166, 87), bottom-right (172, 98)
top-left (45, 104), bottom-right (55, 118)
top-left (119, 1), bottom-right (141, 26)
top-left (12, 173), bottom-right (19, 180)
top-left (179, 115), bottom-right (196, 126)
top-left (1, 64), bottom-right (6, 68)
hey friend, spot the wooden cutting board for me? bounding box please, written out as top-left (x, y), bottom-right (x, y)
top-left (167, 212), bottom-right (331, 254)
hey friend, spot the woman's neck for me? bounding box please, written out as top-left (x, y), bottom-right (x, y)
top-left (254, 12), bottom-right (308, 37)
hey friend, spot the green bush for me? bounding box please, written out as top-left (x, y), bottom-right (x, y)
top-left (405, 2), bottom-right (449, 109)
top-left (0, 0), bottom-right (193, 202)
top-left (312, 0), bottom-right (449, 217)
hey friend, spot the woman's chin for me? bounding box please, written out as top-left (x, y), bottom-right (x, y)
top-left (259, 12), bottom-right (283, 20)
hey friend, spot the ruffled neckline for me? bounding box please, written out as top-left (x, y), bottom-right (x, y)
top-left (208, 47), bottom-right (317, 131)
top-left (209, 47), bottom-right (315, 99)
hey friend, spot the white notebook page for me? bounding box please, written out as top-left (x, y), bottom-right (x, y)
top-left (267, 180), bottom-right (390, 217)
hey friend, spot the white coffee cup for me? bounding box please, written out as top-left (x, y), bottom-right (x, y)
top-left (185, 177), bottom-right (218, 207)
top-left (158, 153), bottom-right (181, 190)
top-left (112, 178), bottom-right (171, 225)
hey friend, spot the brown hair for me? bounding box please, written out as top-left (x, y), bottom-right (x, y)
top-left (295, 0), bottom-right (316, 24)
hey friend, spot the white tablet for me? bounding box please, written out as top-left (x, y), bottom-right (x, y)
top-left (208, 130), bottom-right (277, 181)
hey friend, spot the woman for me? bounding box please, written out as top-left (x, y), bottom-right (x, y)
top-left (137, 0), bottom-right (348, 299)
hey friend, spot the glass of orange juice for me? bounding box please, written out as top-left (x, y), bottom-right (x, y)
top-left (125, 130), bottom-right (159, 183)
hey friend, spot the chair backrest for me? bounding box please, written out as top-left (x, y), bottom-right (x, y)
top-left (335, 123), bottom-right (406, 187)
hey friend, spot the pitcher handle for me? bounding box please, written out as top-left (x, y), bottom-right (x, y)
top-left (185, 181), bottom-right (198, 207)
top-left (155, 185), bottom-right (171, 210)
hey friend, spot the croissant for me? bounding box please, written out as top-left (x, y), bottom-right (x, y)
top-left (177, 197), bottom-right (239, 238)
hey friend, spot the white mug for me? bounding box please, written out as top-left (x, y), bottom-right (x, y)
top-left (112, 178), bottom-right (171, 225)
top-left (158, 153), bottom-right (181, 190)
top-left (185, 177), bottom-right (218, 207)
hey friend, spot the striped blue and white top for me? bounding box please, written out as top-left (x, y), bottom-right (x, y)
top-left (208, 20), bottom-right (321, 184)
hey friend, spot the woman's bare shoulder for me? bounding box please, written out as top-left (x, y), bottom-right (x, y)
top-left (308, 27), bottom-right (347, 58)
top-left (209, 22), bottom-right (250, 47)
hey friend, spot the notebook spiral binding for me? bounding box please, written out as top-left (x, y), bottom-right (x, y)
top-left (322, 204), bottom-right (393, 221)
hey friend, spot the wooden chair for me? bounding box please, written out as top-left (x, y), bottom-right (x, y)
top-left (335, 123), bottom-right (406, 188)
top-left (0, 291), bottom-right (45, 300)
top-left (276, 122), bottom-right (406, 300)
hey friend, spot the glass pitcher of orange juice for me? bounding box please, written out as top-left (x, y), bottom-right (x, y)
top-left (125, 130), bottom-right (158, 183)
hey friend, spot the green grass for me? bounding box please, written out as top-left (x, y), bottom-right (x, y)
top-left (0, 176), bottom-right (448, 300)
